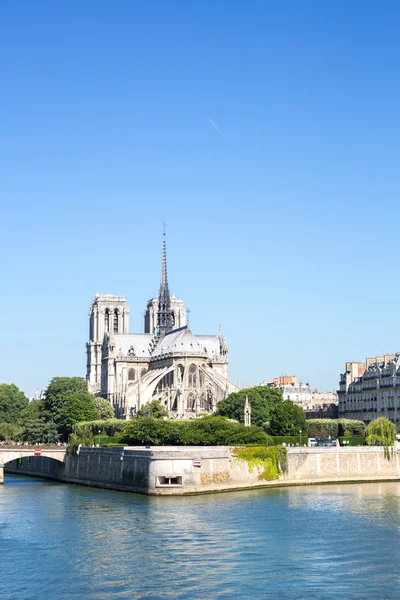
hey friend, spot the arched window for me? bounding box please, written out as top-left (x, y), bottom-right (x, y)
top-left (128, 368), bottom-right (136, 381)
top-left (189, 364), bottom-right (197, 387)
top-left (105, 309), bottom-right (110, 332)
top-left (199, 369), bottom-right (205, 387)
top-left (187, 392), bottom-right (196, 411)
top-left (114, 309), bottom-right (119, 333)
top-left (141, 368), bottom-right (147, 378)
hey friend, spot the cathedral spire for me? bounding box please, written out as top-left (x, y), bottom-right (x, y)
top-left (157, 226), bottom-right (173, 338)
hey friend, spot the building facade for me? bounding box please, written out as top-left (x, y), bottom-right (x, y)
top-left (338, 353), bottom-right (400, 428)
top-left (86, 234), bottom-right (236, 419)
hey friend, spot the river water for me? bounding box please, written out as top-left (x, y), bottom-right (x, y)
top-left (1, 476), bottom-right (400, 599)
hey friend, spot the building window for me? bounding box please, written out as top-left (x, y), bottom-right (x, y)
top-left (105, 309), bottom-right (110, 332)
top-left (189, 364), bottom-right (197, 387)
top-left (128, 368), bottom-right (136, 381)
top-left (114, 309), bottom-right (119, 333)
top-left (141, 369), bottom-right (147, 378)
top-left (187, 392), bottom-right (196, 411)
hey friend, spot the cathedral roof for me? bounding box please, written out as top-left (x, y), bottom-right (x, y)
top-left (114, 333), bottom-right (152, 357)
top-left (151, 326), bottom-right (207, 358)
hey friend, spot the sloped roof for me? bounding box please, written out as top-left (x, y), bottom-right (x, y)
top-left (114, 333), bottom-right (152, 357)
top-left (151, 326), bottom-right (207, 358)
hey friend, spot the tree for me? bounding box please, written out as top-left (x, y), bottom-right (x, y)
top-left (0, 384), bottom-right (29, 424)
top-left (365, 417), bottom-right (396, 447)
top-left (19, 399), bottom-right (46, 426)
top-left (0, 422), bottom-right (23, 441)
top-left (92, 397), bottom-right (115, 420)
top-left (57, 393), bottom-right (100, 439)
top-left (136, 400), bottom-right (168, 419)
top-left (269, 400), bottom-right (307, 437)
top-left (21, 420), bottom-right (60, 444)
top-left (216, 387), bottom-right (283, 426)
top-left (44, 377), bottom-right (89, 422)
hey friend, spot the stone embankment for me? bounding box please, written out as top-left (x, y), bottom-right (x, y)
top-left (5, 446), bottom-right (400, 495)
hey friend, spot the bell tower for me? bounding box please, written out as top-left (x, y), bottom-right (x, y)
top-left (86, 294), bottom-right (130, 392)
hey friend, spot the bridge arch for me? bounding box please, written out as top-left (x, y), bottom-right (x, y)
top-left (0, 447), bottom-right (66, 483)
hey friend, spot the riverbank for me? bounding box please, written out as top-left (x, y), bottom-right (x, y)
top-left (5, 445), bottom-right (400, 495)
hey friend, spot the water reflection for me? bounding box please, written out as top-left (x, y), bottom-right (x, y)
top-left (1, 476), bottom-right (400, 598)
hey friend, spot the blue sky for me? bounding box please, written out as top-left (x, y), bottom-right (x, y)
top-left (1, 1), bottom-right (400, 397)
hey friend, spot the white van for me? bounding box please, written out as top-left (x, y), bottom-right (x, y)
top-left (308, 438), bottom-right (317, 447)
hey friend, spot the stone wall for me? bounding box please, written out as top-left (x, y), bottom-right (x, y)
top-left (5, 446), bottom-right (400, 495)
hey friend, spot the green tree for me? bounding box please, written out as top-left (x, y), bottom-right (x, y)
top-left (67, 428), bottom-right (95, 455)
top-left (92, 397), bottom-right (115, 420)
top-left (269, 400), bottom-right (307, 437)
top-left (0, 422), bottom-right (23, 441)
top-left (136, 400), bottom-right (168, 419)
top-left (44, 377), bottom-right (89, 422)
top-left (365, 417), bottom-right (396, 447)
top-left (57, 393), bottom-right (100, 439)
top-left (217, 387), bottom-right (283, 426)
top-left (21, 420), bottom-right (60, 444)
top-left (19, 399), bottom-right (46, 426)
top-left (0, 384), bottom-right (29, 424)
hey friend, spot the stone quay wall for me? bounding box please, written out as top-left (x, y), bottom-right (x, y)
top-left (5, 446), bottom-right (400, 495)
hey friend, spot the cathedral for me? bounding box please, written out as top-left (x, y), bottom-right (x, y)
top-left (86, 234), bottom-right (236, 419)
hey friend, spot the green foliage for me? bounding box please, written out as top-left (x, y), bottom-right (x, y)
top-left (57, 393), bottom-right (99, 439)
top-left (119, 416), bottom-right (268, 446)
top-left (216, 387), bottom-right (283, 426)
top-left (75, 418), bottom-right (125, 437)
top-left (0, 384), bottom-right (29, 424)
top-left (269, 400), bottom-right (307, 436)
top-left (19, 399), bottom-right (46, 426)
top-left (269, 435), bottom-right (308, 446)
top-left (307, 419), bottom-right (339, 439)
top-left (21, 419), bottom-right (60, 444)
top-left (0, 421), bottom-right (23, 441)
top-left (307, 418), bottom-right (365, 439)
top-left (338, 436), bottom-right (365, 446)
top-left (365, 417), bottom-right (396, 448)
top-left (338, 419), bottom-right (365, 437)
top-left (92, 397), bottom-right (115, 420)
top-left (67, 428), bottom-right (95, 455)
top-left (137, 400), bottom-right (169, 419)
top-left (44, 377), bottom-right (89, 422)
top-left (232, 445), bottom-right (287, 481)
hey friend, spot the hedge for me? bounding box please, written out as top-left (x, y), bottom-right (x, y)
top-left (75, 419), bottom-right (125, 437)
top-left (120, 416), bottom-right (268, 446)
top-left (307, 419), bottom-right (365, 439)
top-left (338, 436), bottom-right (365, 446)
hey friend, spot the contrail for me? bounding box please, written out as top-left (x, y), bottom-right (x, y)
top-left (208, 117), bottom-right (223, 136)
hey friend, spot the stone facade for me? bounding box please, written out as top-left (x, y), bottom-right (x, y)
top-left (338, 354), bottom-right (400, 427)
top-left (86, 234), bottom-right (236, 419)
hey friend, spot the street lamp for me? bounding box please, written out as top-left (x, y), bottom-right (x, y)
top-left (299, 429), bottom-right (302, 447)
top-left (98, 430), bottom-right (101, 447)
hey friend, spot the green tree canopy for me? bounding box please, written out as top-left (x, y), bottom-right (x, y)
top-left (365, 417), bottom-right (396, 447)
top-left (0, 422), bottom-right (23, 442)
top-left (216, 387), bottom-right (283, 426)
top-left (136, 400), bottom-right (168, 419)
top-left (57, 393), bottom-right (100, 439)
top-left (92, 397), bottom-right (115, 420)
top-left (0, 384), bottom-right (29, 424)
top-left (269, 400), bottom-right (307, 437)
top-left (44, 377), bottom-right (89, 421)
top-left (21, 420), bottom-right (60, 444)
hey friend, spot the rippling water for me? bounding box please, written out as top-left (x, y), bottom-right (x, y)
top-left (1, 476), bottom-right (400, 599)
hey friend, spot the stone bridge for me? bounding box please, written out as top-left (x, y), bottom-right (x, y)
top-left (0, 446), bottom-right (66, 483)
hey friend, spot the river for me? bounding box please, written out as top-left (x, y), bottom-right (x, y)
top-left (1, 475), bottom-right (400, 599)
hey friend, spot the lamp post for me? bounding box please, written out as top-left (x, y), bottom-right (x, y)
top-left (299, 429), bottom-right (302, 447)
top-left (98, 430), bottom-right (101, 447)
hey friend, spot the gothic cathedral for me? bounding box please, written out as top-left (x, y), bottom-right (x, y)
top-left (86, 234), bottom-right (236, 419)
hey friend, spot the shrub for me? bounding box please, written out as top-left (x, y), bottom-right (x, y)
top-left (338, 419), bottom-right (365, 437)
top-left (75, 419), bottom-right (125, 437)
top-left (365, 417), bottom-right (396, 447)
top-left (119, 416), bottom-right (268, 446)
top-left (307, 419), bottom-right (339, 439)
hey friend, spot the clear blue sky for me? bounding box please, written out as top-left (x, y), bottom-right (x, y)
top-left (1, 1), bottom-right (400, 397)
